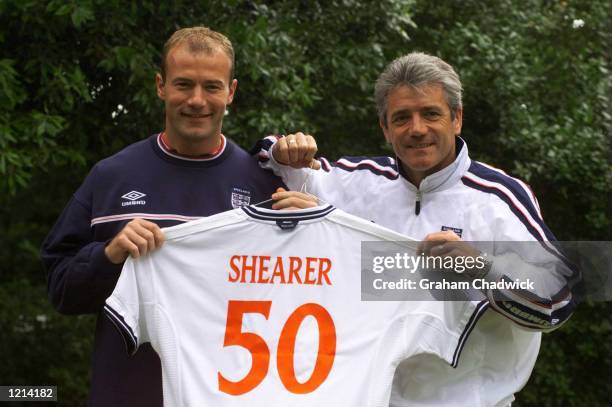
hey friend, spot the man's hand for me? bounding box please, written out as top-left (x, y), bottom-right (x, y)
top-left (417, 231), bottom-right (490, 277)
top-left (104, 219), bottom-right (165, 264)
top-left (271, 187), bottom-right (318, 210)
top-left (272, 132), bottom-right (321, 170)
top-left (417, 231), bottom-right (480, 258)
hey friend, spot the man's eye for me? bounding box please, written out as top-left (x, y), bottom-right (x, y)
top-left (206, 85), bottom-right (222, 92)
top-left (393, 116), bottom-right (408, 124)
top-left (424, 111), bottom-right (441, 118)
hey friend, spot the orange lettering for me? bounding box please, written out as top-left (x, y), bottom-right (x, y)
top-left (304, 257), bottom-right (317, 285)
top-left (288, 257), bottom-right (303, 284)
top-left (317, 258), bottom-right (332, 285)
top-left (241, 255), bottom-right (257, 283)
top-left (270, 257), bottom-right (287, 284)
top-left (230, 256), bottom-right (332, 286)
top-left (257, 256), bottom-right (271, 283)
top-left (228, 255), bottom-right (241, 282)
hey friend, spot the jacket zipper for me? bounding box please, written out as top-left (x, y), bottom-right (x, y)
top-left (415, 190), bottom-right (421, 215)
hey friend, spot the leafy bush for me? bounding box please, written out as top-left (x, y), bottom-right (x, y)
top-left (0, 1), bottom-right (608, 405)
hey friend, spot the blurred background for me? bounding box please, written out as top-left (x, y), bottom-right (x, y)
top-left (0, 0), bottom-right (609, 405)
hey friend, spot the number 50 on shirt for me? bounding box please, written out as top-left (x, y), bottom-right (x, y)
top-left (218, 300), bottom-right (336, 395)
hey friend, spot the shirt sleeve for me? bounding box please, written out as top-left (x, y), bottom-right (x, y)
top-left (251, 135), bottom-right (311, 190)
top-left (388, 299), bottom-right (490, 372)
top-left (477, 195), bottom-right (579, 332)
top-left (104, 257), bottom-right (145, 355)
top-left (41, 187), bottom-right (124, 315)
top-left (252, 135), bottom-right (379, 216)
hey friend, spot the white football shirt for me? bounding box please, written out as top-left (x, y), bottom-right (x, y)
top-left (104, 205), bottom-right (486, 406)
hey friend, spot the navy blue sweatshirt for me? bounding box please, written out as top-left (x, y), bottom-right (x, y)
top-left (41, 133), bottom-right (285, 406)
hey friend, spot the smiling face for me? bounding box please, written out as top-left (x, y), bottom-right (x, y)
top-left (156, 43), bottom-right (237, 155)
top-left (381, 84), bottom-right (462, 186)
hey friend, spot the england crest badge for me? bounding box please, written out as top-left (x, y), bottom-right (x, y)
top-left (231, 187), bottom-right (251, 208)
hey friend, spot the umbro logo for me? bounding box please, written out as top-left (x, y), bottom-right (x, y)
top-left (121, 190), bottom-right (147, 206)
top-left (122, 191), bottom-right (146, 201)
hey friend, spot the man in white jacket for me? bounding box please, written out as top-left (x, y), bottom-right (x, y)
top-left (254, 52), bottom-right (577, 406)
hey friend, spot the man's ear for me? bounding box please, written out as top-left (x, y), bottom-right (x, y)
top-left (226, 79), bottom-right (238, 105)
top-left (155, 73), bottom-right (165, 99)
top-left (453, 108), bottom-right (463, 135)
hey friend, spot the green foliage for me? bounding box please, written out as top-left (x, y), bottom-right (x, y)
top-left (221, 0), bottom-right (418, 156)
top-left (517, 302), bottom-right (611, 407)
top-left (405, 0), bottom-right (611, 239)
top-left (0, 279), bottom-right (94, 405)
top-left (0, 0), bottom-right (609, 406)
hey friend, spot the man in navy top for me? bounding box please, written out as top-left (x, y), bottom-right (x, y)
top-left (41, 27), bottom-right (314, 406)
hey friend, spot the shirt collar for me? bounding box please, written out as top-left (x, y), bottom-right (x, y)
top-left (157, 133), bottom-right (227, 162)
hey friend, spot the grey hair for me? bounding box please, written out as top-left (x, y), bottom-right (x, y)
top-left (375, 52), bottom-right (463, 126)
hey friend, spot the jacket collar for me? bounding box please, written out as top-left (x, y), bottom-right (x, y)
top-left (398, 136), bottom-right (471, 192)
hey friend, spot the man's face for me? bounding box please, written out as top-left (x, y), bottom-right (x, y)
top-left (156, 44), bottom-right (237, 146)
top-left (381, 84), bottom-right (462, 185)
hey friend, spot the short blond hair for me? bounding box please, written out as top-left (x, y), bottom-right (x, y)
top-left (161, 26), bottom-right (235, 80)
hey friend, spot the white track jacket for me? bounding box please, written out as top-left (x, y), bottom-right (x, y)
top-left (254, 136), bottom-right (576, 407)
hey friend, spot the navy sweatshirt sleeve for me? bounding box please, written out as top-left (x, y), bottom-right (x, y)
top-left (41, 170), bottom-right (124, 315)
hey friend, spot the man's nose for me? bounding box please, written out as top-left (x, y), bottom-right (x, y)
top-left (409, 114), bottom-right (427, 136)
top-left (188, 87), bottom-right (206, 108)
